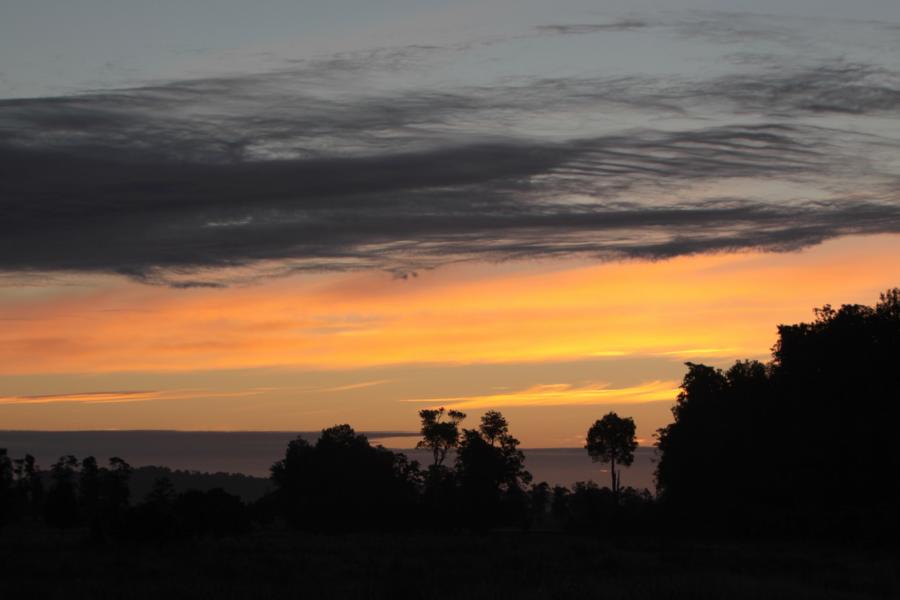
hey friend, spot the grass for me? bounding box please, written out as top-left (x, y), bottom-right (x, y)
top-left (0, 526), bottom-right (896, 599)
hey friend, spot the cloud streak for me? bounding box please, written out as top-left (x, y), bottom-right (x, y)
top-left (402, 381), bottom-right (679, 410)
top-left (0, 391), bottom-right (162, 405)
top-left (536, 21), bottom-right (649, 35)
top-left (0, 389), bottom-right (271, 405)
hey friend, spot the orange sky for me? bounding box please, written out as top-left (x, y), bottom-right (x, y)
top-left (2, 233), bottom-right (899, 446)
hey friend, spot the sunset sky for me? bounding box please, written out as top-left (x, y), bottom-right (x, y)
top-left (2, 1), bottom-right (900, 447)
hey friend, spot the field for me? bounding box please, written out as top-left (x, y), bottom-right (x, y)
top-left (0, 527), bottom-right (896, 599)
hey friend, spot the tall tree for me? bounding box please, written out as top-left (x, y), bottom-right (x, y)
top-left (416, 407), bottom-right (466, 467)
top-left (585, 412), bottom-right (637, 499)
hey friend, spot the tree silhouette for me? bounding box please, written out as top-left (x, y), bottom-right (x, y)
top-left (79, 456), bottom-right (102, 529)
top-left (145, 476), bottom-right (176, 507)
top-left (528, 482), bottom-right (552, 527)
top-left (479, 410), bottom-right (508, 446)
top-left (44, 455), bottom-right (80, 528)
top-left (104, 457), bottom-right (132, 511)
top-left (416, 407), bottom-right (466, 467)
top-left (0, 449), bottom-right (12, 528)
top-left (655, 288), bottom-right (900, 539)
top-left (456, 411), bottom-right (531, 530)
top-left (123, 476), bottom-right (177, 541)
top-left (12, 454), bottom-right (41, 519)
top-left (271, 425), bottom-right (421, 531)
top-left (585, 412), bottom-right (637, 500)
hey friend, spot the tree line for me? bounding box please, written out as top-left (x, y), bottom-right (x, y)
top-left (1, 288), bottom-right (898, 542)
top-left (0, 409), bottom-right (646, 539)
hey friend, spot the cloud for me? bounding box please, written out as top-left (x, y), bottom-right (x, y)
top-left (0, 391), bottom-right (163, 405)
top-left (2, 18), bottom-right (900, 286)
top-left (401, 380), bottom-right (679, 410)
top-left (314, 379), bottom-right (394, 393)
top-left (696, 62), bottom-right (900, 116)
top-left (536, 21), bottom-right (649, 35)
top-left (0, 389), bottom-right (271, 405)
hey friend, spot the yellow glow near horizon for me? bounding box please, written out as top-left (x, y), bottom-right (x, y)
top-left (1, 234), bottom-right (899, 444)
top-left (1, 234), bottom-right (899, 377)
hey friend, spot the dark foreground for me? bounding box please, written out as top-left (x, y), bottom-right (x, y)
top-left (0, 529), bottom-right (896, 600)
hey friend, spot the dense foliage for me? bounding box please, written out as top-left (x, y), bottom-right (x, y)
top-left (270, 424), bottom-right (421, 531)
top-left (656, 289), bottom-right (900, 539)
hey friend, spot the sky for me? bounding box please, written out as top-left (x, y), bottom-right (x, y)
top-left (2, 1), bottom-right (900, 448)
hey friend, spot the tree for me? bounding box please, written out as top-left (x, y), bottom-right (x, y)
top-left (104, 457), bottom-right (132, 513)
top-left (479, 410), bottom-right (508, 446)
top-left (585, 412), bottom-right (637, 500)
top-left (461, 412), bottom-right (531, 494)
top-left (79, 456), bottom-right (102, 525)
top-left (654, 289), bottom-right (900, 539)
top-left (416, 407), bottom-right (466, 467)
top-left (528, 482), bottom-right (552, 527)
top-left (44, 455), bottom-right (80, 528)
top-left (12, 454), bottom-right (41, 518)
top-left (271, 425), bottom-right (421, 531)
top-left (0, 449), bottom-right (12, 527)
top-left (145, 476), bottom-right (176, 508)
top-left (456, 411), bottom-right (531, 530)
top-left (78, 456), bottom-right (132, 539)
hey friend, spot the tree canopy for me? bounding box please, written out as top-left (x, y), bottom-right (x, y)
top-left (416, 407), bottom-right (466, 467)
top-left (585, 412), bottom-right (637, 497)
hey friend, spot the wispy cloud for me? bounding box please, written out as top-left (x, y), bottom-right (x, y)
top-left (401, 380), bottom-right (679, 410)
top-left (536, 21), bottom-right (649, 35)
top-left (659, 347), bottom-right (739, 357)
top-left (0, 388), bottom-right (271, 405)
top-left (314, 379), bottom-right (394, 393)
top-left (0, 391), bottom-right (162, 405)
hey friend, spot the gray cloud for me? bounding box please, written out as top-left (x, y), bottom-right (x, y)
top-left (2, 25), bottom-right (900, 286)
top-left (535, 21), bottom-right (649, 35)
top-left (699, 63), bottom-right (900, 116)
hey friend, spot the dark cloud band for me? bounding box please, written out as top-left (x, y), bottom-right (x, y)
top-left (1, 26), bottom-right (899, 286)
